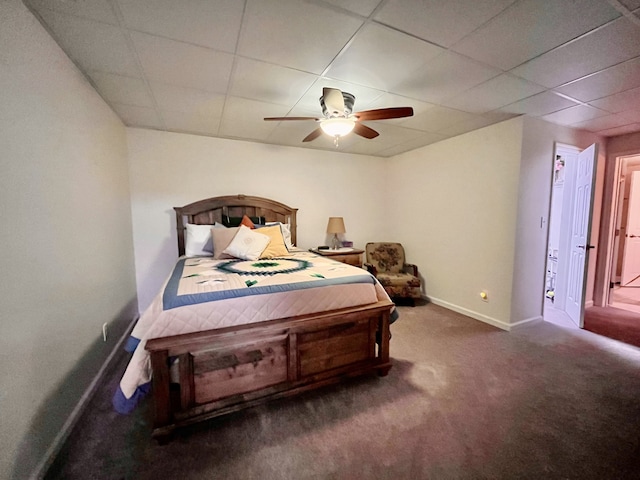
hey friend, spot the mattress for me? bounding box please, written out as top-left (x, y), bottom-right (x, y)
top-left (113, 251), bottom-right (396, 413)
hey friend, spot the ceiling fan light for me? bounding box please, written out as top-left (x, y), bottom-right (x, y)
top-left (320, 117), bottom-right (355, 137)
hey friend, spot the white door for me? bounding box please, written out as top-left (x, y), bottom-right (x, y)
top-left (565, 144), bottom-right (598, 327)
top-left (620, 170), bottom-right (640, 286)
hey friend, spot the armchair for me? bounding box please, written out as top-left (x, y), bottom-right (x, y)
top-left (364, 242), bottom-right (422, 304)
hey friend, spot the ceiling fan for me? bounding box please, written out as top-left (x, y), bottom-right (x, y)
top-left (264, 87), bottom-right (414, 145)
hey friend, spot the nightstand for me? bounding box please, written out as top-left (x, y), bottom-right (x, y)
top-left (309, 248), bottom-right (364, 268)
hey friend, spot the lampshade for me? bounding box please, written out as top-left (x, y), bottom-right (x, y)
top-left (320, 118), bottom-right (355, 137)
top-left (326, 217), bottom-right (346, 234)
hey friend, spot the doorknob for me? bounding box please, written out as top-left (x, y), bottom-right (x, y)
top-left (577, 244), bottom-right (595, 249)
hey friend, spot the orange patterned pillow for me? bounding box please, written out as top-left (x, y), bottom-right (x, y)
top-left (240, 215), bottom-right (255, 229)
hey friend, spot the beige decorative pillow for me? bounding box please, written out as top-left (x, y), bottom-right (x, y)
top-left (259, 225), bottom-right (289, 258)
top-left (222, 225), bottom-right (270, 261)
top-left (211, 227), bottom-right (239, 259)
top-left (265, 222), bottom-right (294, 250)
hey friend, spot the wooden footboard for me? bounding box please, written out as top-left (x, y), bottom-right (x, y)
top-left (145, 300), bottom-right (393, 440)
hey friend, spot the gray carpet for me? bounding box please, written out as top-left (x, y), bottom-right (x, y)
top-left (45, 303), bottom-right (640, 480)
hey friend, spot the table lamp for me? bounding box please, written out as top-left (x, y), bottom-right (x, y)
top-left (326, 217), bottom-right (346, 250)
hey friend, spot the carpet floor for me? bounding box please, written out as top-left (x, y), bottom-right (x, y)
top-left (45, 303), bottom-right (640, 480)
top-left (584, 305), bottom-right (640, 348)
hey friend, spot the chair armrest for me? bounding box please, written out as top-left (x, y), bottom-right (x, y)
top-left (364, 263), bottom-right (378, 276)
top-left (403, 263), bottom-right (418, 276)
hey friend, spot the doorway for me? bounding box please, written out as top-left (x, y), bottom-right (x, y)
top-left (544, 144), bottom-right (581, 328)
top-left (607, 154), bottom-right (640, 314)
top-left (543, 143), bottom-right (598, 329)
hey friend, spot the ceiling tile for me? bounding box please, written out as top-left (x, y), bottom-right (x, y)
top-left (345, 124), bottom-right (437, 156)
top-left (111, 104), bottom-right (163, 128)
top-left (35, 8), bottom-right (141, 77)
top-left (116, 0), bottom-right (243, 53)
top-left (554, 56), bottom-right (640, 102)
top-left (441, 74), bottom-right (545, 113)
top-left (362, 122), bottom-right (428, 145)
top-left (25, 0), bottom-right (640, 155)
top-left (511, 17), bottom-right (640, 88)
top-left (623, 108), bottom-right (640, 123)
top-left (228, 58), bottom-right (317, 106)
top-left (452, 0), bottom-right (621, 70)
top-left (360, 93), bottom-right (436, 124)
top-left (131, 32), bottom-right (234, 93)
top-left (392, 51), bottom-right (501, 104)
top-left (89, 72), bottom-right (154, 107)
top-left (571, 112), bottom-right (639, 132)
top-left (376, 132), bottom-right (448, 157)
top-left (25, 0), bottom-right (118, 24)
top-left (321, 0), bottom-right (382, 17)
top-left (266, 121), bottom-right (327, 148)
top-left (161, 110), bottom-right (221, 137)
top-left (219, 97), bottom-right (290, 141)
top-left (619, 0), bottom-right (640, 9)
top-left (540, 105), bottom-right (609, 126)
top-left (237, 0), bottom-right (363, 74)
top-left (374, 0), bottom-right (516, 48)
top-left (324, 23), bottom-right (444, 91)
top-left (149, 82), bottom-right (226, 118)
top-left (436, 111), bottom-right (518, 136)
top-left (589, 85), bottom-right (640, 113)
top-left (399, 106), bottom-right (477, 132)
top-left (498, 91), bottom-right (580, 116)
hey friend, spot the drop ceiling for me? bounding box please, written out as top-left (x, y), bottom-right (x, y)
top-left (24, 0), bottom-right (640, 157)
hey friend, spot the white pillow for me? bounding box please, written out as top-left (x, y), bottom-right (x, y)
top-left (185, 223), bottom-right (214, 257)
top-left (266, 222), bottom-right (294, 250)
top-left (223, 225), bottom-right (270, 261)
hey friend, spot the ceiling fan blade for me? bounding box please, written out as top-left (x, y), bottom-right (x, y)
top-left (353, 123), bottom-right (379, 139)
top-left (354, 107), bottom-right (414, 121)
top-left (302, 127), bottom-right (323, 142)
top-left (264, 116), bottom-right (319, 121)
top-left (323, 87), bottom-right (345, 115)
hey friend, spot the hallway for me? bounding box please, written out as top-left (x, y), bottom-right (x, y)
top-left (544, 291), bottom-right (640, 349)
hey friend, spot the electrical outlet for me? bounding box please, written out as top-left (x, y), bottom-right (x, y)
top-left (102, 323), bottom-right (108, 342)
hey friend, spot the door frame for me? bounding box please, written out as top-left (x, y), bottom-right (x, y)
top-left (594, 151), bottom-right (640, 307)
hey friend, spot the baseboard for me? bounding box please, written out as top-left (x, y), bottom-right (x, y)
top-left (30, 315), bottom-right (138, 480)
top-left (426, 296), bottom-right (542, 331)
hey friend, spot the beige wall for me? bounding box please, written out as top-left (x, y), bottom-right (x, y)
top-left (608, 132), bottom-right (640, 156)
top-left (126, 128), bottom-right (390, 311)
top-left (386, 117), bottom-right (524, 329)
top-left (0, 2), bottom-right (137, 478)
top-left (385, 116), bottom-right (605, 329)
top-left (516, 117), bottom-right (606, 325)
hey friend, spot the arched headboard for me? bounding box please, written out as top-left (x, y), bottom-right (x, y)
top-left (174, 194), bottom-right (298, 256)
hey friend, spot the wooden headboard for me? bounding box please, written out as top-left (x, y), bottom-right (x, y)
top-left (174, 194), bottom-right (298, 256)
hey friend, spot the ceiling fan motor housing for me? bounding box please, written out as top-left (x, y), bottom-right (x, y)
top-left (320, 91), bottom-right (355, 117)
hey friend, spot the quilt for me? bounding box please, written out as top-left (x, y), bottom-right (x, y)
top-left (113, 251), bottom-right (397, 413)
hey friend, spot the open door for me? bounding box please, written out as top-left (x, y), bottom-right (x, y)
top-left (565, 143), bottom-right (598, 327)
top-left (620, 170), bottom-right (640, 287)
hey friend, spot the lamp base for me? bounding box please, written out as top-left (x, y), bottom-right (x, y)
top-left (331, 234), bottom-right (341, 250)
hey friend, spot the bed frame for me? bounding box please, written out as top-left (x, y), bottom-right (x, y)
top-left (144, 195), bottom-right (393, 441)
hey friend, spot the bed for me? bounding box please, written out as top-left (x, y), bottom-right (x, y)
top-left (114, 194), bottom-right (395, 441)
